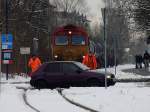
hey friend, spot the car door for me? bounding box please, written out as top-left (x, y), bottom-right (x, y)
top-left (43, 63), bottom-right (64, 86)
top-left (62, 62), bottom-right (85, 85)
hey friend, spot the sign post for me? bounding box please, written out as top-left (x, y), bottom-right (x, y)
top-left (1, 34), bottom-right (13, 80)
top-left (20, 47), bottom-right (30, 76)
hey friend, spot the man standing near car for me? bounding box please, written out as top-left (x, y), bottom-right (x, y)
top-left (28, 54), bottom-right (42, 73)
top-left (82, 51), bottom-right (97, 69)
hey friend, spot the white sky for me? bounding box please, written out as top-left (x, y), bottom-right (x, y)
top-left (86, 0), bottom-right (105, 25)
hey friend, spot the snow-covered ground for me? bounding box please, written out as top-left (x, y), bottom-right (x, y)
top-left (63, 83), bottom-right (150, 112)
top-left (95, 64), bottom-right (150, 79)
top-left (0, 73), bottom-right (30, 83)
top-left (27, 89), bottom-right (88, 112)
top-left (0, 83), bottom-right (33, 112)
top-left (0, 64), bottom-right (150, 112)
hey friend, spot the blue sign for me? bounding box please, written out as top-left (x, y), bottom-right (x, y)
top-left (1, 34), bottom-right (13, 49)
top-left (2, 50), bottom-right (13, 64)
top-left (3, 52), bottom-right (12, 60)
top-left (2, 34), bottom-right (13, 43)
top-left (2, 44), bottom-right (12, 49)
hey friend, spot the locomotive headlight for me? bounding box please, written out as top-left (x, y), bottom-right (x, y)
top-left (54, 55), bottom-right (58, 58)
top-left (82, 56), bottom-right (85, 58)
top-left (68, 31), bottom-right (72, 34)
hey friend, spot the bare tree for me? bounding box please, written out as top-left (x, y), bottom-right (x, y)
top-left (102, 0), bottom-right (132, 63)
top-left (1, 0), bottom-right (52, 73)
top-left (50, 0), bottom-right (88, 14)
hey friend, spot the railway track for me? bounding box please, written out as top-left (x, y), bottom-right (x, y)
top-left (56, 88), bottom-right (100, 112)
top-left (13, 76), bottom-right (150, 112)
top-left (16, 86), bottom-right (100, 112)
top-left (16, 86), bottom-right (40, 112)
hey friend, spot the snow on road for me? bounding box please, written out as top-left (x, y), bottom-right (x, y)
top-left (95, 64), bottom-right (150, 79)
top-left (0, 84), bottom-right (33, 112)
top-left (0, 73), bottom-right (30, 83)
top-left (0, 76), bottom-right (88, 112)
top-left (27, 89), bottom-right (88, 112)
top-left (63, 83), bottom-right (150, 112)
top-left (0, 64), bottom-right (150, 112)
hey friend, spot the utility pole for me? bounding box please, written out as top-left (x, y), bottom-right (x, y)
top-left (0, 0), bottom-right (2, 93)
top-left (104, 7), bottom-right (107, 89)
top-left (103, 0), bottom-right (112, 89)
top-left (114, 34), bottom-right (117, 75)
top-left (48, 5), bottom-right (50, 61)
top-left (102, 0), bottom-right (108, 89)
top-left (5, 0), bottom-right (9, 80)
top-left (0, 32), bottom-right (1, 93)
top-left (47, 4), bottom-right (52, 61)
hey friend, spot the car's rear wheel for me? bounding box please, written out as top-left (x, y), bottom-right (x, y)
top-left (87, 78), bottom-right (100, 87)
top-left (36, 80), bottom-right (47, 89)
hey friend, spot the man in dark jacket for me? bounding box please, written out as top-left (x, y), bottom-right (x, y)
top-left (139, 55), bottom-right (143, 68)
top-left (135, 54), bottom-right (143, 69)
top-left (143, 51), bottom-right (150, 68)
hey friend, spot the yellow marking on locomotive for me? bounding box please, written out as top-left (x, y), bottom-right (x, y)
top-left (53, 46), bottom-right (88, 61)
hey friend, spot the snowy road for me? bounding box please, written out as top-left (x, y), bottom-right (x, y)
top-left (62, 83), bottom-right (150, 112)
top-left (0, 84), bottom-right (33, 112)
top-left (0, 83), bottom-right (89, 112)
top-left (1, 82), bottom-right (150, 112)
top-left (26, 88), bottom-right (89, 112)
top-left (0, 64), bottom-right (150, 112)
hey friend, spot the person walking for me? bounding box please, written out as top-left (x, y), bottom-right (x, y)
top-left (135, 55), bottom-right (143, 69)
top-left (139, 54), bottom-right (143, 68)
top-left (28, 54), bottom-right (42, 73)
top-left (82, 51), bottom-right (97, 69)
top-left (143, 50), bottom-right (150, 69)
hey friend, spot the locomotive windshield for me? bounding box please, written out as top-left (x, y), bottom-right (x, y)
top-left (71, 35), bottom-right (86, 45)
top-left (55, 36), bottom-right (68, 45)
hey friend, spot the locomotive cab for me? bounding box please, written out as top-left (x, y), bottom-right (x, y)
top-left (51, 25), bottom-right (89, 62)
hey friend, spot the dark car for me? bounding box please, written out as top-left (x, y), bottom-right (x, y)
top-left (30, 61), bottom-right (116, 89)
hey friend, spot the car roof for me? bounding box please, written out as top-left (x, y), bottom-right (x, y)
top-left (44, 61), bottom-right (79, 64)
